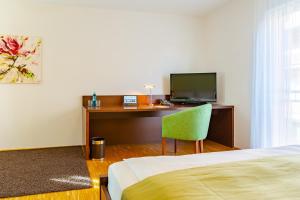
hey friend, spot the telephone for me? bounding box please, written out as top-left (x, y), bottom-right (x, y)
top-left (160, 99), bottom-right (172, 106)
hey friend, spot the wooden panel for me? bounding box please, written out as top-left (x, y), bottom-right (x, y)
top-left (89, 110), bottom-right (174, 145)
top-left (91, 117), bottom-right (162, 145)
top-left (83, 95), bottom-right (169, 107)
top-left (207, 107), bottom-right (234, 147)
top-left (89, 110), bottom-right (174, 118)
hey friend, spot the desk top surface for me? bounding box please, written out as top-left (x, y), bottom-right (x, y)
top-left (83, 104), bottom-right (233, 113)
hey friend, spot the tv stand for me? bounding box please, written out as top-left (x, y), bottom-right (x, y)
top-left (82, 95), bottom-right (234, 160)
top-left (175, 102), bottom-right (207, 106)
top-left (170, 98), bottom-right (211, 105)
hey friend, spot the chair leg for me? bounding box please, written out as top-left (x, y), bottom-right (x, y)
top-left (199, 140), bottom-right (204, 153)
top-left (174, 139), bottom-right (177, 154)
top-left (195, 140), bottom-right (200, 154)
top-left (162, 138), bottom-right (167, 155)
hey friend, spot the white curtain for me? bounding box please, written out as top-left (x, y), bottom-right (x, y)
top-left (252, 0), bottom-right (300, 148)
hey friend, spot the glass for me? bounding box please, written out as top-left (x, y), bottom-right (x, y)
top-left (88, 100), bottom-right (101, 108)
top-left (96, 100), bottom-right (101, 108)
top-left (88, 100), bottom-right (92, 108)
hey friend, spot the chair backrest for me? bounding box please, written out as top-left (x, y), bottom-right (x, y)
top-left (162, 104), bottom-right (212, 141)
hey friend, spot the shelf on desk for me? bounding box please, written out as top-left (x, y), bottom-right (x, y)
top-left (84, 105), bottom-right (176, 113)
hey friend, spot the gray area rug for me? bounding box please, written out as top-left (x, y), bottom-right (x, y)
top-left (0, 146), bottom-right (91, 198)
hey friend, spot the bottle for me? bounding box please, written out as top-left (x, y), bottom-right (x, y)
top-left (92, 92), bottom-right (97, 107)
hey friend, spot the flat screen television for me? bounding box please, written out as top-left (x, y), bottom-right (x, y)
top-left (170, 73), bottom-right (217, 104)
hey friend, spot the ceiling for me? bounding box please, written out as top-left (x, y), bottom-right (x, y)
top-left (31, 0), bottom-right (230, 16)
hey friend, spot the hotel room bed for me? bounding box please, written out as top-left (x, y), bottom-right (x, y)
top-left (103, 145), bottom-right (300, 200)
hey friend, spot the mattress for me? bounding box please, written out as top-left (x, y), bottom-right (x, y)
top-left (108, 145), bottom-right (300, 200)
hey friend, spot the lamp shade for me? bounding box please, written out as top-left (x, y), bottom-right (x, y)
top-left (144, 84), bottom-right (155, 89)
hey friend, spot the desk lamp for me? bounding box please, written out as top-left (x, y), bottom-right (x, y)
top-left (144, 84), bottom-right (155, 106)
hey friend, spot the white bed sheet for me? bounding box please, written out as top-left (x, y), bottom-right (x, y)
top-left (108, 145), bottom-right (300, 200)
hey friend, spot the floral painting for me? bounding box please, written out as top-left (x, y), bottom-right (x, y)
top-left (0, 35), bottom-right (42, 83)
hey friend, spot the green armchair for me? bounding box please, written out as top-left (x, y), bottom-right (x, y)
top-left (162, 104), bottom-right (212, 154)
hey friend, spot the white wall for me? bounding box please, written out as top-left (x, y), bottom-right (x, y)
top-left (203, 0), bottom-right (254, 148)
top-left (0, 0), bottom-right (255, 150)
top-left (0, 1), bottom-right (206, 149)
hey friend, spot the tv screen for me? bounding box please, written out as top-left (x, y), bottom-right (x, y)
top-left (170, 73), bottom-right (217, 103)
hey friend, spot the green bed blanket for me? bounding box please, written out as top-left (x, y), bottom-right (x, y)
top-left (122, 155), bottom-right (300, 200)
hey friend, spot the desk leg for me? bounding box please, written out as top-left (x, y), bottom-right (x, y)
top-left (207, 108), bottom-right (234, 147)
top-left (85, 111), bottom-right (90, 160)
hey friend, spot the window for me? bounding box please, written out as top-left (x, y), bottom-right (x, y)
top-left (252, 0), bottom-right (300, 148)
top-left (287, 10), bottom-right (300, 143)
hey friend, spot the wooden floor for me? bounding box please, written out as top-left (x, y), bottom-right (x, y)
top-left (2, 140), bottom-right (236, 200)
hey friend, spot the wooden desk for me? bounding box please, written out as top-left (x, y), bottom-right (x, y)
top-left (82, 95), bottom-right (234, 159)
